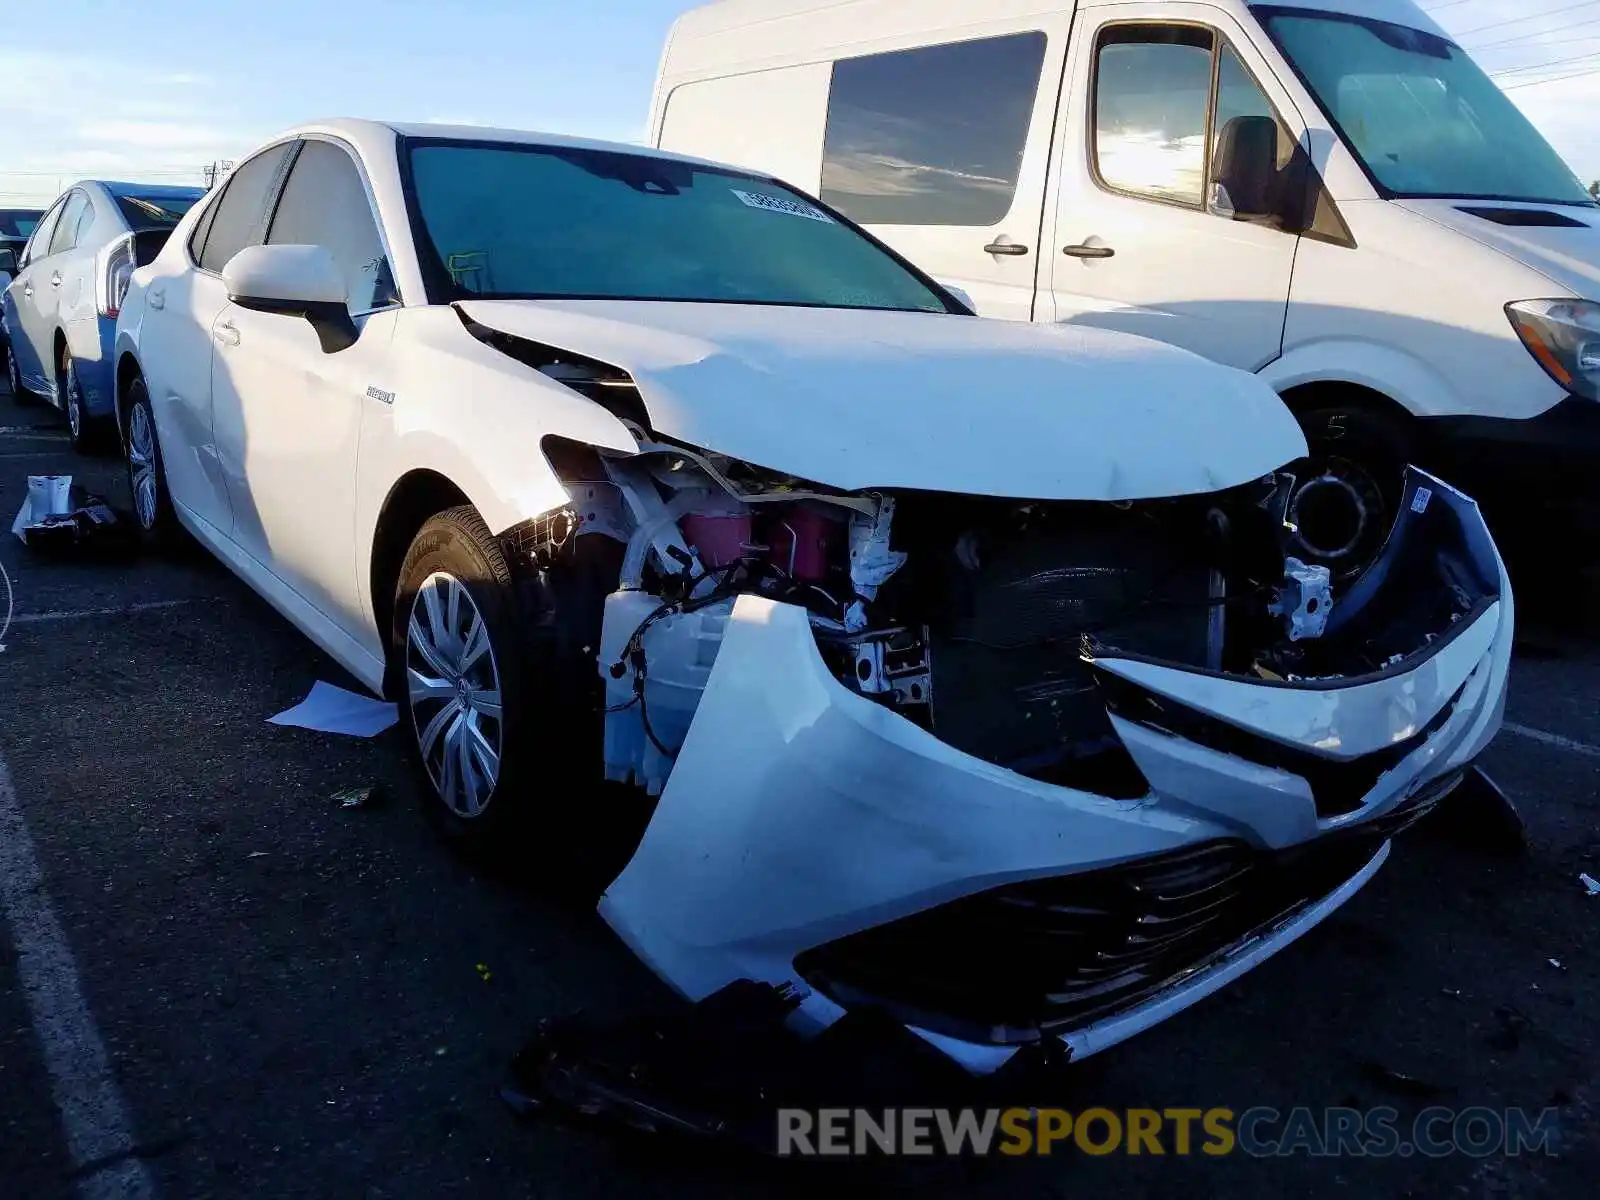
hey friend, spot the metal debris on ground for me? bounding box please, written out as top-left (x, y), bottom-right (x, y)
top-left (333, 785), bottom-right (383, 810)
top-left (1581, 872), bottom-right (1600, 896)
top-left (476, 963), bottom-right (493, 984)
top-left (11, 476), bottom-right (138, 558)
top-left (501, 980), bottom-right (1055, 1155)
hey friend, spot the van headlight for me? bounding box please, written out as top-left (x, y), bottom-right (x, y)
top-left (1506, 299), bottom-right (1600, 400)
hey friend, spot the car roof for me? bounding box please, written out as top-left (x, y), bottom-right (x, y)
top-left (256, 117), bottom-right (745, 175)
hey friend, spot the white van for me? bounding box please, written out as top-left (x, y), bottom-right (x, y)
top-left (650, 0), bottom-right (1600, 569)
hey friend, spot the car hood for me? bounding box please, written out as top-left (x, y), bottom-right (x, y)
top-left (457, 299), bottom-right (1307, 501)
top-left (1396, 199), bottom-right (1600, 297)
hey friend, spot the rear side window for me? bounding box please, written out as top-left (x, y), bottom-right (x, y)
top-left (819, 32), bottom-right (1047, 227)
top-left (48, 192), bottom-right (88, 255)
top-left (196, 142), bottom-right (296, 273)
top-left (267, 140), bottom-right (398, 311)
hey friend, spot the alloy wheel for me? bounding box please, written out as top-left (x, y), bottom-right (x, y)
top-left (61, 357), bottom-right (82, 439)
top-left (127, 402), bottom-right (159, 530)
top-left (406, 572), bottom-right (504, 819)
top-left (5, 345), bottom-right (19, 396)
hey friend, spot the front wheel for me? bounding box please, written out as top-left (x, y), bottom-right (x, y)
top-left (1287, 405), bottom-right (1411, 579)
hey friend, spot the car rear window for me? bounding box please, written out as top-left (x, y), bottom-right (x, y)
top-left (114, 194), bottom-right (200, 231)
top-left (0, 211), bottom-right (43, 238)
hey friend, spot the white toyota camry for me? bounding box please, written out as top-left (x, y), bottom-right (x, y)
top-left (114, 119), bottom-right (1513, 1073)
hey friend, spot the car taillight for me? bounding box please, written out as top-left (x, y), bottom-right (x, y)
top-left (98, 234), bottom-right (135, 318)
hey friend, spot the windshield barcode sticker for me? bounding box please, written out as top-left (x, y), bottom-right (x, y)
top-left (731, 189), bottom-right (834, 223)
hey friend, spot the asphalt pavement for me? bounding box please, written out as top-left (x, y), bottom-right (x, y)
top-left (0, 377), bottom-right (1595, 1199)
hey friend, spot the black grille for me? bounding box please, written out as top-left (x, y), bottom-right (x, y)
top-left (795, 785), bottom-right (1456, 1047)
top-left (927, 528), bottom-right (1212, 773)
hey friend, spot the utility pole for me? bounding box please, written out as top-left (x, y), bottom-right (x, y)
top-left (202, 160), bottom-right (235, 190)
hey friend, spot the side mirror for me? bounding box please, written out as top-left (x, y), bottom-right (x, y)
top-left (222, 244), bottom-right (357, 353)
top-left (0, 248), bottom-right (16, 273)
top-left (1210, 115), bottom-right (1281, 222)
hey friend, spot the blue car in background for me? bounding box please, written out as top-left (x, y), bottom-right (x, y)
top-left (2, 182), bottom-right (203, 450)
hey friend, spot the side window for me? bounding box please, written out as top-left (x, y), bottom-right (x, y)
top-left (48, 192), bottom-right (88, 256)
top-left (22, 200), bottom-right (65, 266)
top-left (1093, 25), bottom-right (1299, 225)
top-left (819, 32), bottom-right (1048, 227)
top-left (266, 139), bottom-right (398, 311)
top-left (197, 142), bottom-right (296, 274)
top-left (72, 194), bottom-right (97, 246)
top-left (186, 190), bottom-right (222, 265)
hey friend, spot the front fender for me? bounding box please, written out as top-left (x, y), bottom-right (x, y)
top-left (354, 305), bottom-right (641, 622)
top-left (1261, 338), bottom-right (1464, 419)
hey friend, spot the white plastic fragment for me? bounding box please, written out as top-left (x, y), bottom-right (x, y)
top-left (1581, 873), bottom-right (1600, 896)
top-left (268, 681), bottom-right (399, 737)
top-left (11, 475), bottom-right (72, 542)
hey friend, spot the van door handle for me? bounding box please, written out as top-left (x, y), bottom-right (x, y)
top-left (148, 287), bottom-right (165, 310)
top-left (22, 284), bottom-right (32, 299)
top-left (983, 240), bottom-right (1030, 256)
top-left (214, 321), bottom-right (240, 347)
top-left (50, 272), bottom-right (62, 288)
top-left (1064, 243), bottom-right (1116, 259)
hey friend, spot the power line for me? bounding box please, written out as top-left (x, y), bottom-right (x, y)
top-left (1503, 64), bottom-right (1600, 88)
top-left (1466, 16), bottom-right (1600, 50)
top-left (1454, 0), bottom-right (1600, 40)
top-left (1491, 49), bottom-right (1600, 75)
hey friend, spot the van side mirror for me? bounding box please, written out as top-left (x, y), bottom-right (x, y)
top-left (222, 244), bottom-right (358, 353)
top-left (1211, 115), bottom-right (1281, 222)
top-left (0, 248), bottom-right (16, 273)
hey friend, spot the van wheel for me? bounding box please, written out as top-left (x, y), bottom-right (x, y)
top-left (1288, 406), bottom-right (1410, 579)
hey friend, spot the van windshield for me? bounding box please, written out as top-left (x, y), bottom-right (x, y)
top-left (1255, 6), bottom-right (1595, 206)
top-left (402, 139), bottom-right (958, 313)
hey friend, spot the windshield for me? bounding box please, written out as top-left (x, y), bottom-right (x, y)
top-left (403, 140), bottom-right (956, 312)
top-left (1256, 6), bottom-right (1594, 205)
top-left (114, 194), bottom-right (200, 230)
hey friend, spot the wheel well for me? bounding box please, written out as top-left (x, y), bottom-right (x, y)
top-left (52, 328), bottom-right (67, 373)
top-left (116, 354), bottom-right (142, 427)
top-left (370, 470), bottom-right (472, 660)
top-left (1277, 382), bottom-right (1417, 429)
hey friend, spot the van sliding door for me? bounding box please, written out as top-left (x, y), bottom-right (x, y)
top-left (813, 14), bottom-right (1076, 323)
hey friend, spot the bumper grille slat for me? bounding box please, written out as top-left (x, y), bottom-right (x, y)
top-left (795, 787), bottom-right (1459, 1046)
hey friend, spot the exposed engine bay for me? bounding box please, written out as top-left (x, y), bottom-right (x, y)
top-left (539, 436), bottom-right (1499, 801)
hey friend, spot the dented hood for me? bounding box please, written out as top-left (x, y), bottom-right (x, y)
top-left (458, 299), bottom-right (1307, 501)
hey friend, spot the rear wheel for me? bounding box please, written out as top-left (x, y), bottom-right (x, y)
top-left (1287, 405), bottom-right (1411, 580)
top-left (124, 375), bottom-right (180, 547)
top-left (57, 347), bottom-right (107, 453)
top-left (5, 341), bottom-right (38, 405)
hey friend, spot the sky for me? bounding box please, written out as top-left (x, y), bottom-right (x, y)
top-left (1, 0), bottom-right (1597, 209)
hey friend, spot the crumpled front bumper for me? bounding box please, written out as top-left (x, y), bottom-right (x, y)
top-left (599, 486), bottom-right (1514, 1075)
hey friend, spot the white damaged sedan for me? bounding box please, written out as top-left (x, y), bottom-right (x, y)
top-left (113, 120), bottom-right (1512, 1073)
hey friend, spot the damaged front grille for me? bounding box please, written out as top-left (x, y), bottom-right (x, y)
top-left (793, 794), bottom-right (1452, 1046)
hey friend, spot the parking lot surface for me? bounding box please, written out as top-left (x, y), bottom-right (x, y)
top-left (0, 379), bottom-right (1595, 1199)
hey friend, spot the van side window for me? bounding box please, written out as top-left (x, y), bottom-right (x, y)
top-left (819, 32), bottom-right (1047, 227)
top-left (1094, 25), bottom-right (1299, 226)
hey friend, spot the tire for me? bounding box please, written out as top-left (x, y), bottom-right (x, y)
top-left (5, 340), bottom-right (39, 405)
top-left (124, 375), bottom-right (181, 548)
top-left (391, 506), bottom-right (610, 860)
top-left (57, 347), bottom-right (108, 454)
top-left (1288, 405), bottom-right (1411, 579)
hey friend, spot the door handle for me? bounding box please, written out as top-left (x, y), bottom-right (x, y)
top-left (1063, 243), bottom-right (1116, 259)
top-left (148, 288), bottom-right (165, 311)
top-left (22, 284), bottom-right (32, 299)
top-left (49, 272), bottom-right (62, 288)
top-left (214, 321), bottom-right (240, 347)
top-left (983, 240), bottom-right (1031, 257)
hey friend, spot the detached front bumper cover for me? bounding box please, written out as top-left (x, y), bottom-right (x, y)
top-left (599, 470), bottom-right (1513, 1073)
